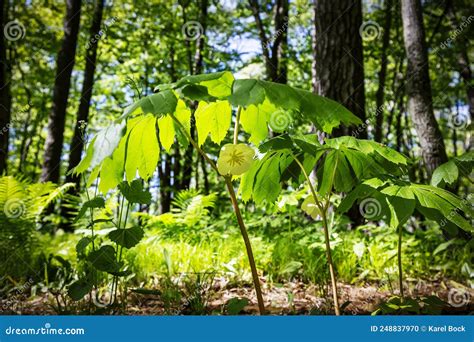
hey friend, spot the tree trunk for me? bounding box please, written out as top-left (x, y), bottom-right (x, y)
top-left (194, 0), bottom-right (208, 75)
top-left (446, 0), bottom-right (473, 123)
top-left (249, 0), bottom-right (289, 83)
top-left (0, 0), bottom-right (12, 174)
top-left (40, 0), bottom-right (82, 183)
top-left (313, 0), bottom-right (366, 227)
top-left (65, 0), bottom-right (104, 191)
top-left (313, 0), bottom-right (367, 138)
top-left (374, 0), bottom-right (393, 142)
top-left (272, 0), bottom-right (289, 84)
top-left (401, 0), bottom-right (448, 175)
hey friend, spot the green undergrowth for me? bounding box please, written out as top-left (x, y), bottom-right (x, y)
top-left (34, 216), bottom-right (472, 292)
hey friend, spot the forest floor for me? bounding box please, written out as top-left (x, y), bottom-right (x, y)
top-left (2, 279), bottom-right (472, 315)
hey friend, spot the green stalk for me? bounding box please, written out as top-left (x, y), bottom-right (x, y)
top-left (225, 177), bottom-right (265, 314)
top-left (233, 106), bottom-right (242, 145)
top-left (292, 155), bottom-right (341, 315)
top-left (169, 112), bottom-right (266, 314)
top-left (398, 224), bottom-right (404, 298)
top-left (82, 173), bottom-right (98, 311)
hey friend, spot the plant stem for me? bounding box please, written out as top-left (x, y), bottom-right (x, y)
top-left (169, 112), bottom-right (265, 314)
top-left (398, 224), bottom-right (404, 298)
top-left (233, 106), bottom-right (242, 145)
top-left (225, 176), bottom-right (265, 314)
top-left (292, 154), bottom-right (340, 315)
top-left (320, 211), bottom-right (341, 315)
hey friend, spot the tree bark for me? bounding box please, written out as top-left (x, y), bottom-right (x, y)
top-left (41, 0), bottom-right (82, 183)
top-left (194, 0), bottom-right (207, 75)
top-left (248, 0), bottom-right (289, 83)
top-left (272, 0), bottom-right (289, 84)
top-left (313, 0), bottom-right (367, 138)
top-left (374, 0), bottom-right (393, 142)
top-left (65, 0), bottom-right (104, 191)
top-left (0, 0), bottom-right (12, 174)
top-left (401, 0), bottom-right (448, 175)
top-left (446, 0), bottom-right (473, 123)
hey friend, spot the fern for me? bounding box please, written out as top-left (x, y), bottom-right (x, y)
top-left (171, 190), bottom-right (217, 226)
top-left (0, 176), bottom-right (76, 282)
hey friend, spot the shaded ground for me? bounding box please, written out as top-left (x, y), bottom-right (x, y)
top-left (2, 278), bottom-right (472, 315)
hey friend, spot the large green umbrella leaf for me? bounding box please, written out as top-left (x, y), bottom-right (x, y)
top-left (158, 115), bottom-right (175, 152)
top-left (239, 150), bottom-right (294, 205)
top-left (431, 160), bottom-right (458, 187)
top-left (411, 186), bottom-right (472, 232)
top-left (121, 90), bottom-right (178, 120)
top-left (175, 71), bottom-right (234, 99)
top-left (431, 151), bottom-right (473, 188)
top-left (317, 150), bottom-right (342, 196)
top-left (296, 88), bottom-right (362, 133)
top-left (229, 79), bottom-right (361, 134)
top-left (74, 122), bottom-right (126, 174)
top-left (240, 101), bottom-right (274, 145)
top-left (124, 115), bottom-right (159, 181)
top-left (99, 137), bottom-right (127, 194)
top-left (195, 100), bottom-right (232, 146)
top-left (385, 193), bottom-right (416, 229)
top-left (228, 79), bottom-right (266, 107)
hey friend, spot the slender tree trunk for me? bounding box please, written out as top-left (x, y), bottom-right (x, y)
top-left (180, 0), bottom-right (209, 190)
top-left (179, 2), bottom-right (194, 190)
top-left (249, 0), bottom-right (289, 83)
top-left (446, 0), bottom-right (473, 123)
top-left (401, 0), bottom-right (448, 175)
top-left (374, 0), bottom-right (393, 142)
top-left (41, 0), bottom-right (82, 183)
top-left (0, 0), bottom-right (12, 174)
top-left (194, 0), bottom-right (207, 75)
top-left (65, 0), bottom-right (104, 190)
top-left (272, 0), bottom-right (289, 84)
top-left (193, 0), bottom-right (210, 191)
top-left (313, 0), bottom-right (367, 138)
top-left (248, 0), bottom-right (274, 81)
top-left (180, 3), bottom-right (194, 75)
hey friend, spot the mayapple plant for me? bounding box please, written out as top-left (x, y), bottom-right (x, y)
top-left (243, 134), bottom-right (472, 313)
top-left (72, 71), bottom-right (472, 315)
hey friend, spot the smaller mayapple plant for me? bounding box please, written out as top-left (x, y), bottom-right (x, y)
top-left (243, 134), bottom-right (472, 314)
